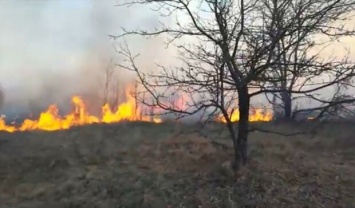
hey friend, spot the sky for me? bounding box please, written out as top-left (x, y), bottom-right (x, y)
top-left (1, 1), bottom-right (111, 81)
top-left (0, 0), bottom-right (169, 115)
top-left (0, 0), bottom-right (355, 118)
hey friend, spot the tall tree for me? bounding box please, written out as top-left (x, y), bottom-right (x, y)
top-left (114, 0), bottom-right (355, 171)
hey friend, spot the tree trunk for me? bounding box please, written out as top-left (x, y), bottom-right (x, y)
top-left (281, 92), bottom-right (292, 120)
top-left (231, 86), bottom-right (250, 170)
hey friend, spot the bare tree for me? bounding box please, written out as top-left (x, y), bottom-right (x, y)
top-left (111, 79), bottom-right (121, 111)
top-left (102, 58), bottom-right (115, 105)
top-left (0, 84), bottom-right (4, 111)
top-left (113, 0), bottom-right (355, 171)
top-left (256, 0), bottom-right (355, 120)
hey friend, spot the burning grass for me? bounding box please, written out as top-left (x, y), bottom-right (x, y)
top-left (0, 121), bottom-right (354, 207)
top-left (0, 83), bottom-right (273, 133)
top-left (0, 85), bottom-right (163, 133)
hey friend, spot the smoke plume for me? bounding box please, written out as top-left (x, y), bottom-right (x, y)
top-left (0, 0), bottom-right (174, 119)
top-left (1, 0), bottom-right (355, 122)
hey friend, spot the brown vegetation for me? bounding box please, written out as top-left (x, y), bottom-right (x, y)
top-left (0, 121), bottom-right (354, 207)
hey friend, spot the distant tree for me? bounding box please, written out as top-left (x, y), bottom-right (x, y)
top-left (255, 0), bottom-right (355, 120)
top-left (102, 58), bottom-right (115, 105)
top-left (0, 84), bottom-right (4, 110)
top-left (114, 0), bottom-right (355, 171)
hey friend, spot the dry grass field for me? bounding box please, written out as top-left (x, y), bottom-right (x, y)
top-left (0, 121), bottom-right (354, 208)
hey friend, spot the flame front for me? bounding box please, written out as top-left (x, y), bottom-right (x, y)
top-left (103, 85), bottom-right (144, 123)
top-left (0, 86), bottom-right (273, 133)
top-left (218, 108), bottom-right (273, 123)
top-left (0, 86), bottom-right (162, 133)
top-left (0, 117), bottom-right (16, 133)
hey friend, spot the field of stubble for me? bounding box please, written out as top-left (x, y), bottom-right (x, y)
top-left (0, 121), bottom-right (354, 208)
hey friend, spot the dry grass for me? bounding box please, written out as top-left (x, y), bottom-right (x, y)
top-left (0, 121), bottom-right (354, 208)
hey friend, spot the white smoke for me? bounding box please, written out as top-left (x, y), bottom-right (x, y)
top-left (0, 0), bottom-right (175, 118)
top-left (1, 0), bottom-right (355, 121)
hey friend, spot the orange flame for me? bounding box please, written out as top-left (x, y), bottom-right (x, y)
top-left (0, 85), bottom-right (162, 133)
top-left (102, 85), bottom-right (161, 123)
top-left (218, 108), bottom-right (273, 123)
top-left (0, 116), bottom-right (16, 133)
top-left (0, 85), bottom-right (273, 133)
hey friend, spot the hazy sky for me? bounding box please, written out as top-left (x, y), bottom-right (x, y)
top-left (1, 0), bottom-right (131, 86)
top-left (2, 1), bottom-right (86, 74)
top-left (0, 0), bottom-right (168, 113)
top-left (1, 0), bottom-right (355, 116)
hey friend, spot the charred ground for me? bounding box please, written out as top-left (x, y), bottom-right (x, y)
top-left (0, 121), bottom-right (354, 208)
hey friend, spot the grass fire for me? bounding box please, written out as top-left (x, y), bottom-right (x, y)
top-left (1, 0), bottom-right (355, 207)
top-left (0, 82), bottom-right (273, 133)
top-left (0, 84), bottom-right (163, 133)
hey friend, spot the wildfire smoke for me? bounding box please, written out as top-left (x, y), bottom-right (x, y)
top-left (0, 85), bottom-right (274, 133)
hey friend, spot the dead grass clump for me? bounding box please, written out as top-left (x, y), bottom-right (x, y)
top-left (130, 134), bottom-right (229, 174)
